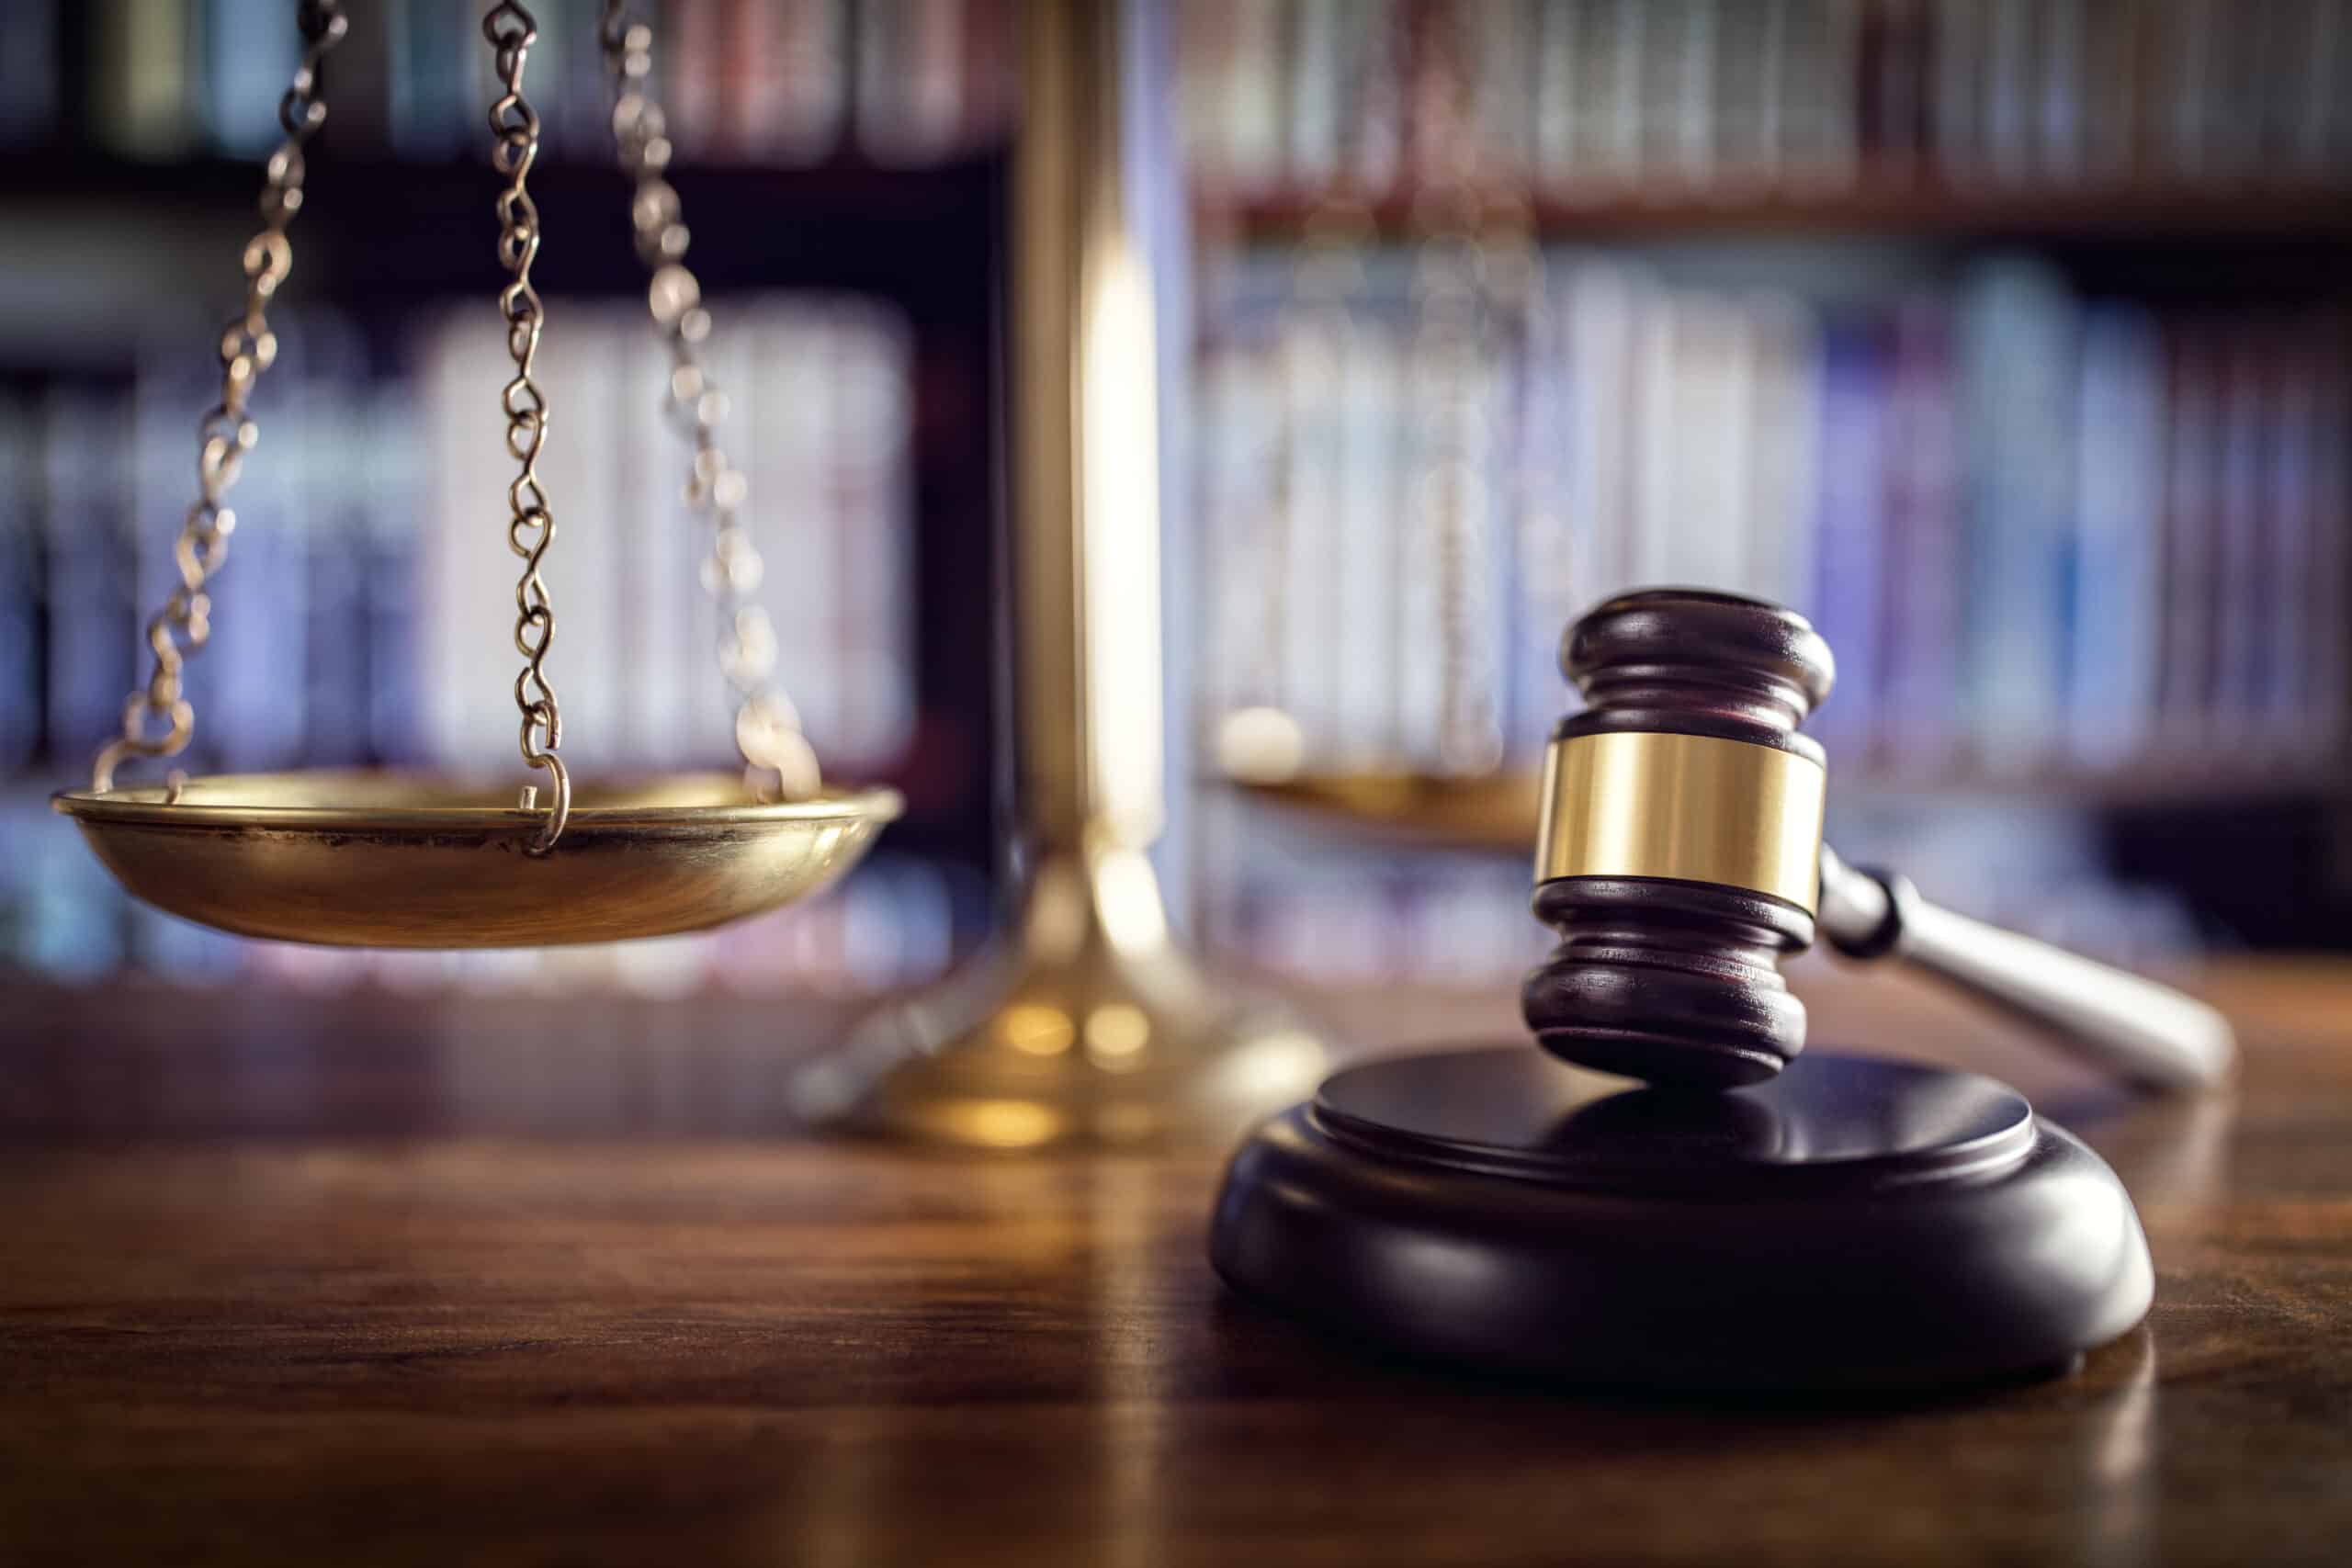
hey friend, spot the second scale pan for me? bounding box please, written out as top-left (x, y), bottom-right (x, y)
top-left (1230, 768), bottom-right (1541, 856)
top-left (54, 772), bottom-right (902, 948)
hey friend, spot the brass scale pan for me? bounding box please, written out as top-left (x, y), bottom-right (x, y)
top-left (55, 773), bottom-right (901, 950)
top-left (1233, 771), bottom-right (1541, 855)
top-left (52, 10), bottom-right (899, 949)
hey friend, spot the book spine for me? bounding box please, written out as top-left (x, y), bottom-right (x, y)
top-left (2036, 0), bottom-right (2088, 181)
top-left (1713, 0), bottom-right (1776, 189)
top-left (1566, 0), bottom-right (1631, 190)
top-left (666, 0), bottom-right (729, 163)
top-left (0, 0), bottom-right (59, 148)
top-left (210, 311), bottom-right (315, 773)
top-left (1285, 0), bottom-right (1343, 188)
top-left (1746, 293), bottom-right (1824, 616)
top-left (2260, 323), bottom-right (2317, 744)
top-left (202, 0), bottom-right (301, 156)
top-left (2067, 303), bottom-right (2165, 768)
top-left (1532, 0), bottom-right (1580, 187)
top-left (2291, 0), bottom-right (2346, 176)
top-left (1602, 0), bottom-right (1646, 186)
top-left (2157, 323), bottom-right (2220, 749)
top-left (1931, 0), bottom-right (1984, 184)
top-left (0, 393), bottom-right (40, 769)
top-left (1957, 257), bottom-right (2075, 766)
top-left (390, 0), bottom-right (478, 160)
top-left (1809, 317), bottom-right (1890, 759)
top-left (1277, 309), bottom-right (1342, 758)
top-left (1662, 292), bottom-right (1752, 591)
top-left (1467, 0), bottom-right (1537, 187)
top-left (1566, 258), bottom-right (1643, 610)
top-left (93, 0), bottom-right (199, 159)
top-left (1981, 0), bottom-right (2034, 184)
top-left (2211, 331), bottom-right (2269, 741)
top-left (363, 381), bottom-right (423, 765)
top-left (775, 0), bottom-right (846, 163)
top-left (418, 303), bottom-right (520, 773)
top-left (41, 386), bottom-right (140, 773)
top-left (1629, 276), bottom-right (1678, 587)
top-left (1224, 0), bottom-right (1286, 196)
top-left (1510, 277), bottom-right (1575, 749)
top-left (2306, 325), bottom-right (2350, 746)
top-left (911, 0), bottom-right (973, 161)
top-left (616, 319), bottom-right (695, 768)
top-left (828, 299), bottom-right (920, 763)
top-left (959, 0), bottom-right (1016, 153)
top-left (325, 0), bottom-right (396, 155)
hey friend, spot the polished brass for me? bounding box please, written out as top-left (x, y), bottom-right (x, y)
top-left (792, 838), bottom-right (1325, 1147)
top-left (1537, 733), bottom-right (1826, 911)
top-left (803, 0), bottom-right (1327, 1146)
top-left (53, 773), bottom-right (899, 949)
top-left (1236, 768), bottom-right (1544, 855)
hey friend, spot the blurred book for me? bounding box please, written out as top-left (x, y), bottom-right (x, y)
top-left (39, 0), bottom-right (1015, 165)
top-left (1181, 0), bottom-right (2352, 201)
top-left (1193, 244), bottom-right (2351, 783)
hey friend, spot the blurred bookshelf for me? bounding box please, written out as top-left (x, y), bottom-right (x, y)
top-left (6, 0), bottom-right (2352, 1008)
top-left (1178, 0), bottom-right (2352, 986)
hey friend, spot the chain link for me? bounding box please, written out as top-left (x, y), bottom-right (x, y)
top-left (484, 2), bottom-right (571, 851)
top-left (90, 2), bottom-right (348, 794)
top-left (600, 3), bottom-right (823, 803)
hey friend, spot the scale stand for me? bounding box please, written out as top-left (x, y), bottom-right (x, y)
top-left (791, 0), bottom-right (1328, 1147)
top-left (793, 841), bottom-right (1323, 1147)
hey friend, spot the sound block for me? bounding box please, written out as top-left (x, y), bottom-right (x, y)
top-left (1210, 1047), bottom-right (2153, 1393)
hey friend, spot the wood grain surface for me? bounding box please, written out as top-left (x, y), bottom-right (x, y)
top-left (3, 960), bottom-right (2348, 1566)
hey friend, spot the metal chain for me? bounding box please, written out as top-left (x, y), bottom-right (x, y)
top-left (484, 2), bottom-right (571, 852)
top-left (1413, 11), bottom-right (1508, 775)
top-left (599, 2), bottom-right (823, 803)
top-left (90, 1), bottom-right (349, 795)
top-left (1411, 233), bottom-right (1501, 775)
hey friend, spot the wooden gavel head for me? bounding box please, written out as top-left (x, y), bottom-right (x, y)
top-left (1523, 588), bottom-right (1838, 1090)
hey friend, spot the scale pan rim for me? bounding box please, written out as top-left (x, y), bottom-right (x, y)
top-left (50, 769), bottom-right (904, 949)
top-left (1224, 767), bottom-right (1537, 855)
top-left (51, 769), bottom-right (904, 832)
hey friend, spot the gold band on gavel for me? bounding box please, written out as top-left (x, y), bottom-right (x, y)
top-left (1535, 732), bottom-right (1827, 913)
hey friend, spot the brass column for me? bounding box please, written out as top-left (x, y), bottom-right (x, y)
top-left (794, 0), bottom-right (1327, 1146)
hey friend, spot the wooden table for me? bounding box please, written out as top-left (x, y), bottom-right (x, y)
top-left (5, 961), bottom-right (2349, 1565)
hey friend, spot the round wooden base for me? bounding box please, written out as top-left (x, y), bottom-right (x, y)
top-left (1210, 1046), bottom-right (2153, 1393)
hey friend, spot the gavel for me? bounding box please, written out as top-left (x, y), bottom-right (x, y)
top-left (1522, 588), bottom-right (2237, 1094)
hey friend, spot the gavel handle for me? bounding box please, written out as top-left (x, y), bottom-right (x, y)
top-left (1815, 846), bottom-right (2238, 1092)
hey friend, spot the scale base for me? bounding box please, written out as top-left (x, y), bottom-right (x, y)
top-left (792, 844), bottom-right (1328, 1148)
top-left (1211, 1045), bottom-right (2153, 1393)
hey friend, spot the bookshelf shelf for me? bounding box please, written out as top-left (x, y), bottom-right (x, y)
top-left (5, 146), bottom-right (993, 204)
top-left (3, 150), bottom-right (1003, 299)
top-left (1193, 178), bottom-right (2352, 243)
